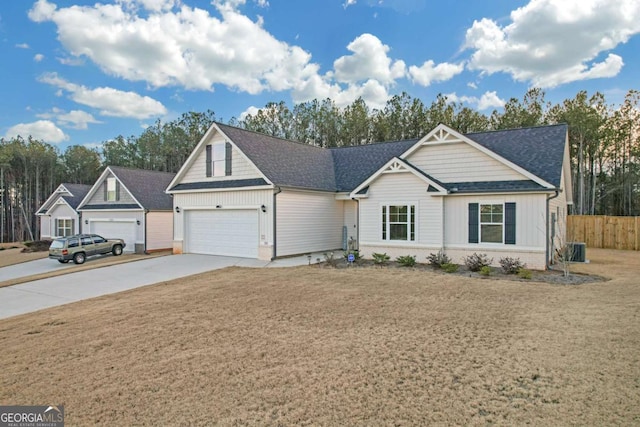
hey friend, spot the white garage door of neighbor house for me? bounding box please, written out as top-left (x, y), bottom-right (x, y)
top-left (186, 210), bottom-right (258, 258)
top-left (91, 221), bottom-right (136, 253)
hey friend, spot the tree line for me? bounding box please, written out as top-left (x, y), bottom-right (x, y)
top-left (1, 89), bottom-right (638, 242)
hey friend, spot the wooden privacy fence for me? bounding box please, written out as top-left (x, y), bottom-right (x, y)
top-left (567, 215), bottom-right (640, 251)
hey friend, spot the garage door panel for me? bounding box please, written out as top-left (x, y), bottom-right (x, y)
top-left (186, 210), bottom-right (258, 258)
top-left (91, 221), bottom-right (136, 253)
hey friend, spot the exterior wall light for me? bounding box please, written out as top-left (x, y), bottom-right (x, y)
top-left (261, 204), bottom-right (267, 213)
top-left (175, 206), bottom-right (180, 213)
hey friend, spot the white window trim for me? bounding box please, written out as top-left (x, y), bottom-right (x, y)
top-left (479, 202), bottom-right (505, 244)
top-left (55, 217), bottom-right (73, 237)
top-left (212, 143), bottom-right (226, 177)
top-left (381, 203), bottom-right (417, 242)
top-left (107, 177), bottom-right (117, 201)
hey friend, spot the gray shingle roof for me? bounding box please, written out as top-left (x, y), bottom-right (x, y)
top-left (183, 122), bottom-right (566, 193)
top-left (81, 204), bottom-right (141, 210)
top-left (60, 183), bottom-right (92, 209)
top-left (446, 180), bottom-right (548, 193)
top-left (467, 124), bottom-right (567, 187)
top-left (109, 166), bottom-right (176, 210)
top-left (171, 178), bottom-right (268, 191)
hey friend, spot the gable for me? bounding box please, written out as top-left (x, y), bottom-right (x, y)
top-left (180, 131), bottom-right (262, 184)
top-left (80, 169), bottom-right (141, 209)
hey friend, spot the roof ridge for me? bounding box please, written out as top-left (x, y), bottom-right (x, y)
top-left (108, 165), bottom-right (176, 176)
top-left (215, 121), bottom-right (326, 151)
top-left (465, 122), bottom-right (567, 137)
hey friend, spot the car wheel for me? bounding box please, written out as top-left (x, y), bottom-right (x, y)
top-left (58, 259), bottom-right (69, 264)
top-left (112, 245), bottom-right (123, 256)
top-left (73, 252), bottom-right (86, 265)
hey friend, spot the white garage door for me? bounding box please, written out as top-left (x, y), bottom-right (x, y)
top-left (185, 210), bottom-right (258, 258)
top-left (91, 221), bottom-right (137, 253)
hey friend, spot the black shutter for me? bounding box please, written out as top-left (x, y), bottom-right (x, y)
top-left (205, 145), bottom-right (212, 177)
top-left (115, 181), bottom-right (120, 201)
top-left (225, 142), bottom-right (232, 176)
top-left (103, 181), bottom-right (108, 201)
top-left (505, 202), bottom-right (516, 245)
top-left (468, 203), bottom-right (479, 243)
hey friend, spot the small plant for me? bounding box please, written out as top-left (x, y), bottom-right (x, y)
top-left (479, 265), bottom-right (492, 276)
top-left (464, 253), bottom-right (493, 272)
top-left (499, 257), bottom-right (525, 274)
top-left (371, 252), bottom-right (391, 265)
top-left (427, 250), bottom-right (451, 269)
top-left (323, 252), bottom-right (340, 268)
top-left (441, 263), bottom-right (458, 273)
top-left (396, 255), bottom-right (417, 267)
top-left (517, 268), bottom-right (532, 280)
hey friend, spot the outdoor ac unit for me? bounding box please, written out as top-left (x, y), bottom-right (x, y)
top-left (568, 242), bottom-right (586, 262)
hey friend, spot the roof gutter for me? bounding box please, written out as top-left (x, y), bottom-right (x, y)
top-left (546, 189), bottom-right (561, 270)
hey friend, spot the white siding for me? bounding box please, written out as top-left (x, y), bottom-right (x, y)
top-left (343, 200), bottom-right (358, 248)
top-left (146, 211), bottom-right (173, 251)
top-left (359, 172), bottom-right (443, 247)
top-left (40, 216), bottom-right (51, 238)
top-left (173, 189), bottom-right (273, 257)
top-left (276, 190), bottom-right (344, 257)
top-left (406, 142), bottom-right (525, 183)
top-left (181, 133), bottom-right (261, 183)
top-left (45, 202), bottom-right (80, 237)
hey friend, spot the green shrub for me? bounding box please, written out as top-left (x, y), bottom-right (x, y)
top-left (441, 263), bottom-right (458, 273)
top-left (479, 265), bottom-right (492, 276)
top-left (323, 252), bottom-right (340, 268)
top-left (499, 257), bottom-right (525, 274)
top-left (396, 255), bottom-right (417, 267)
top-left (371, 252), bottom-right (390, 265)
top-left (464, 253), bottom-right (493, 272)
top-left (427, 250), bottom-right (451, 269)
top-left (343, 250), bottom-right (361, 263)
top-left (517, 268), bottom-right (532, 280)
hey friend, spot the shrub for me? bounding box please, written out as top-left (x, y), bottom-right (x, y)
top-left (479, 265), bottom-right (492, 276)
top-left (343, 250), bottom-right (361, 263)
top-left (427, 250), bottom-right (451, 269)
top-left (464, 253), bottom-right (493, 272)
top-left (441, 263), bottom-right (458, 273)
top-left (323, 252), bottom-right (340, 268)
top-left (396, 255), bottom-right (417, 267)
top-left (371, 252), bottom-right (391, 265)
top-left (517, 268), bottom-right (533, 280)
top-left (499, 257), bottom-right (525, 274)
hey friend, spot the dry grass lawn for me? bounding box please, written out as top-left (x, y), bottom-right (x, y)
top-left (0, 245), bottom-right (48, 267)
top-left (1, 248), bottom-right (639, 425)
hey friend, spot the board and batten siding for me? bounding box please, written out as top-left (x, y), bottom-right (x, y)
top-left (406, 142), bottom-right (525, 183)
top-left (359, 172), bottom-right (443, 248)
top-left (146, 211), bottom-right (173, 251)
top-left (173, 189), bottom-right (273, 257)
top-left (181, 133), bottom-right (261, 183)
top-left (85, 172), bottom-right (138, 205)
top-left (276, 190), bottom-right (344, 257)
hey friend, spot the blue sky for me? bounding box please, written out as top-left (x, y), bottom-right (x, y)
top-left (1, 0), bottom-right (639, 151)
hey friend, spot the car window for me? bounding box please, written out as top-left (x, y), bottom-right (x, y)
top-left (92, 235), bottom-right (106, 244)
top-left (68, 238), bottom-right (79, 248)
top-left (81, 236), bottom-right (93, 245)
top-left (50, 239), bottom-right (65, 249)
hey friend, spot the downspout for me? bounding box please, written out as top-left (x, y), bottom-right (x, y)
top-left (546, 190), bottom-right (560, 270)
top-left (143, 209), bottom-right (149, 254)
top-left (271, 186), bottom-right (282, 260)
top-left (351, 197), bottom-right (359, 251)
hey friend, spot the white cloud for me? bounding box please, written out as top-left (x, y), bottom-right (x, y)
top-left (39, 73), bottom-right (167, 119)
top-left (464, 0), bottom-right (640, 87)
top-left (34, 53), bottom-right (45, 62)
top-left (4, 120), bottom-right (68, 143)
top-left (28, 0), bottom-right (318, 95)
top-left (445, 91), bottom-right (505, 111)
top-left (57, 110), bottom-right (102, 129)
top-left (239, 106), bottom-right (260, 120)
top-left (16, 43), bottom-right (30, 49)
top-left (333, 34), bottom-right (406, 85)
top-left (343, 0), bottom-right (357, 8)
top-left (408, 60), bottom-right (464, 87)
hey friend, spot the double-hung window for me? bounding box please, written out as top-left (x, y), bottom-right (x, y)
top-left (206, 142), bottom-right (233, 177)
top-left (382, 205), bottom-right (415, 241)
top-left (480, 204), bottom-right (503, 243)
top-left (106, 177), bottom-right (117, 201)
top-left (56, 219), bottom-right (73, 237)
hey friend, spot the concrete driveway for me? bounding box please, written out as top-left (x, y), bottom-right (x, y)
top-left (0, 253), bottom-right (322, 320)
top-left (0, 257), bottom-right (75, 282)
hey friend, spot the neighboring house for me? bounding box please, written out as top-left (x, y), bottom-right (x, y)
top-left (167, 122), bottom-right (572, 269)
top-left (37, 183), bottom-right (92, 239)
top-left (78, 166), bottom-right (176, 253)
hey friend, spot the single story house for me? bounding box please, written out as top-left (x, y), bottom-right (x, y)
top-left (77, 166), bottom-right (176, 253)
top-left (36, 183), bottom-right (92, 239)
top-left (166, 122), bottom-right (572, 269)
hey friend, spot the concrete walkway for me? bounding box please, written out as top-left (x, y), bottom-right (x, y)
top-left (0, 253), bottom-right (325, 320)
